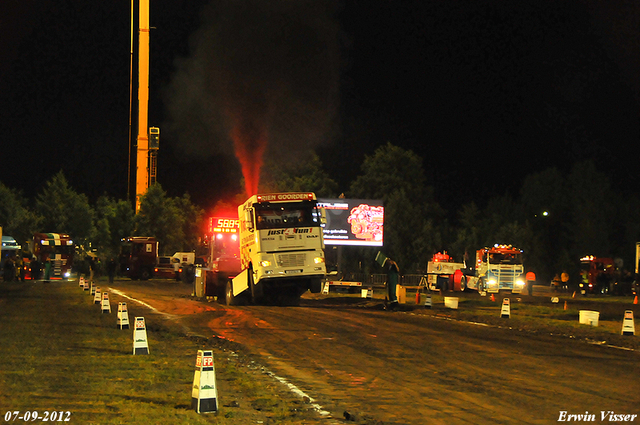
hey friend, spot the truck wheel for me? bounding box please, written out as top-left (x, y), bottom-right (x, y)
top-left (140, 268), bottom-right (151, 281)
top-left (478, 278), bottom-right (485, 293)
top-left (225, 279), bottom-right (235, 306)
top-left (310, 278), bottom-right (322, 294)
top-left (279, 289), bottom-right (301, 306)
top-left (460, 276), bottom-right (467, 291)
top-left (217, 285), bottom-right (227, 303)
top-left (283, 294), bottom-right (301, 306)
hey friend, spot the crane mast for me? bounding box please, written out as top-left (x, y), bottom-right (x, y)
top-left (135, 0), bottom-right (150, 212)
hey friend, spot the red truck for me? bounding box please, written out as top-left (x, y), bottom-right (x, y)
top-left (32, 233), bottom-right (74, 279)
top-left (119, 236), bottom-right (158, 280)
top-left (203, 217), bottom-right (241, 300)
top-left (579, 255), bottom-right (615, 294)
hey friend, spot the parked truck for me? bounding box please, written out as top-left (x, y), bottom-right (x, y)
top-left (465, 245), bottom-right (526, 294)
top-left (425, 251), bottom-right (467, 292)
top-left (225, 192), bottom-right (327, 306)
top-left (32, 233), bottom-right (74, 279)
top-left (579, 255), bottom-right (615, 294)
top-left (119, 236), bottom-right (158, 280)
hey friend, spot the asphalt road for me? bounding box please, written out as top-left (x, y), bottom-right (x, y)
top-left (107, 279), bottom-right (640, 425)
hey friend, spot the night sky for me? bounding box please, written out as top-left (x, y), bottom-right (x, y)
top-left (1, 1), bottom-right (639, 215)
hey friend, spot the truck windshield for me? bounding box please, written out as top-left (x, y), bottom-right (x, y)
top-left (488, 252), bottom-right (522, 265)
top-left (39, 245), bottom-right (74, 256)
top-left (120, 243), bottom-right (132, 256)
top-left (255, 202), bottom-right (320, 230)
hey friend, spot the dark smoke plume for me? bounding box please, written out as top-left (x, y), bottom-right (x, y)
top-left (164, 0), bottom-right (341, 195)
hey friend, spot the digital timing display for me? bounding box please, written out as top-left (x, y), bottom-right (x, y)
top-left (209, 217), bottom-right (239, 233)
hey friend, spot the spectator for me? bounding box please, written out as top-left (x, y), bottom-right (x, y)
top-left (43, 257), bottom-right (51, 282)
top-left (4, 256), bottom-right (15, 282)
top-left (526, 271), bottom-right (536, 296)
top-left (107, 258), bottom-right (117, 284)
top-left (88, 255), bottom-right (96, 283)
top-left (561, 271), bottom-right (570, 292)
top-left (173, 258), bottom-right (180, 282)
top-left (385, 258), bottom-right (400, 311)
top-left (30, 257), bottom-right (41, 281)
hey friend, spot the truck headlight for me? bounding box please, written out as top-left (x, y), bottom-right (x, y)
top-left (516, 279), bottom-right (525, 287)
top-left (487, 278), bottom-right (497, 287)
top-left (313, 257), bottom-right (325, 264)
top-left (260, 260), bottom-right (271, 267)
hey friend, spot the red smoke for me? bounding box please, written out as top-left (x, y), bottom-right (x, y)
top-left (229, 113), bottom-right (267, 197)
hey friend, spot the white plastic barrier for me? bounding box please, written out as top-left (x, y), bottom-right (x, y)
top-left (579, 310), bottom-right (599, 327)
top-left (444, 297), bottom-right (459, 309)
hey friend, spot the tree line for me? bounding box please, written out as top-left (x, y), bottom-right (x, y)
top-left (339, 143), bottom-right (640, 282)
top-left (0, 171), bottom-right (203, 261)
top-left (2, 144), bottom-right (638, 283)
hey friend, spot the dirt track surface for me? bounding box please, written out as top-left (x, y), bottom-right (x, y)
top-left (107, 279), bottom-right (640, 425)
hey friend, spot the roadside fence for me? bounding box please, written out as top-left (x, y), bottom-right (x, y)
top-left (341, 272), bottom-right (425, 287)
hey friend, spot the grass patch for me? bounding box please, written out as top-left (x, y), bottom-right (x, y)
top-left (0, 281), bottom-right (318, 424)
top-left (313, 290), bottom-right (639, 350)
top-left (420, 292), bottom-right (640, 349)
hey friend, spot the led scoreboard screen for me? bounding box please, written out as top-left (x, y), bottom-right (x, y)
top-left (209, 217), bottom-right (239, 234)
top-left (318, 198), bottom-right (384, 246)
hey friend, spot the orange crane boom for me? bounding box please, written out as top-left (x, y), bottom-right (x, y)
top-left (135, 0), bottom-right (150, 212)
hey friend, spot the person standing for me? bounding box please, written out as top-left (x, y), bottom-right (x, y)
top-left (385, 258), bottom-right (400, 310)
top-left (43, 257), bottom-right (51, 282)
top-left (526, 271), bottom-right (536, 296)
top-left (88, 256), bottom-right (96, 283)
top-left (173, 258), bottom-right (181, 282)
top-left (30, 257), bottom-right (41, 280)
top-left (561, 270), bottom-right (570, 293)
top-left (4, 256), bottom-right (15, 282)
top-left (19, 256), bottom-right (27, 282)
top-left (107, 258), bottom-right (116, 284)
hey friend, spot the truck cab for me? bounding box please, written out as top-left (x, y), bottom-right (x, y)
top-left (467, 245), bottom-right (526, 293)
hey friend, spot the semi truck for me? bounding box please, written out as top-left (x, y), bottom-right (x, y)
top-left (119, 236), bottom-right (158, 280)
top-left (32, 233), bottom-right (74, 279)
top-left (465, 245), bottom-right (526, 294)
top-left (225, 192), bottom-right (327, 306)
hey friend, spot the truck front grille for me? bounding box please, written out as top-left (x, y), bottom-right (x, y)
top-left (278, 253), bottom-right (306, 267)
